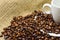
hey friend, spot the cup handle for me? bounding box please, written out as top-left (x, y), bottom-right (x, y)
top-left (43, 3), bottom-right (51, 14)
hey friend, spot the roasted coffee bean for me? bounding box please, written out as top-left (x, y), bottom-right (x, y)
top-left (0, 10), bottom-right (60, 40)
top-left (0, 35), bottom-right (3, 37)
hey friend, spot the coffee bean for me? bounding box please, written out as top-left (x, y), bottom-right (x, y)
top-left (0, 10), bottom-right (60, 40)
top-left (0, 35), bottom-right (3, 37)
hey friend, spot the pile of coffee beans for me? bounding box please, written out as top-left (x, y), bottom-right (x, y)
top-left (0, 10), bottom-right (60, 40)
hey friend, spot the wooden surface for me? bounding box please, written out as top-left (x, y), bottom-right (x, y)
top-left (0, 0), bottom-right (51, 40)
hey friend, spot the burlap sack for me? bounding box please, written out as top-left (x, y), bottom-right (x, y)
top-left (0, 0), bottom-right (51, 40)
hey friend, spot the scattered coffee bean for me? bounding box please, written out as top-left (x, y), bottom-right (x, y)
top-left (0, 10), bottom-right (60, 40)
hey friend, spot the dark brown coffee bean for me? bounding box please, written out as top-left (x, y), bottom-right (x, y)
top-left (1, 10), bottom-right (60, 40)
top-left (0, 35), bottom-right (3, 37)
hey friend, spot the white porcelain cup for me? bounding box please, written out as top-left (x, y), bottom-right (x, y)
top-left (43, 0), bottom-right (60, 23)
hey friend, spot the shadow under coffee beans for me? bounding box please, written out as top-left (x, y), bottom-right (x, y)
top-left (0, 10), bottom-right (60, 40)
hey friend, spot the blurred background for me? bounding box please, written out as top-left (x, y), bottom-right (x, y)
top-left (0, 0), bottom-right (51, 40)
